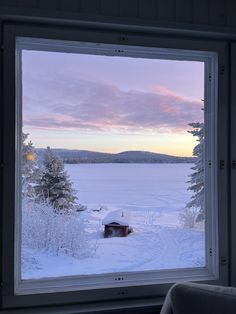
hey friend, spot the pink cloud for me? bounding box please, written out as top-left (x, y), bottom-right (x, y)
top-left (23, 76), bottom-right (203, 134)
top-left (150, 85), bottom-right (183, 100)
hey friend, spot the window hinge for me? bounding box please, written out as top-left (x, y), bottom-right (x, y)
top-left (219, 160), bottom-right (225, 170)
top-left (220, 65), bottom-right (225, 75)
top-left (232, 160), bottom-right (236, 169)
top-left (220, 256), bottom-right (227, 266)
top-left (208, 72), bottom-right (212, 82)
top-left (117, 35), bottom-right (128, 42)
top-left (114, 49), bottom-right (124, 54)
top-left (116, 289), bottom-right (129, 296)
top-left (208, 160), bottom-right (212, 168)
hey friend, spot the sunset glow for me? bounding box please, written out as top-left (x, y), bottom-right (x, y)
top-left (22, 50), bottom-right (204, 157)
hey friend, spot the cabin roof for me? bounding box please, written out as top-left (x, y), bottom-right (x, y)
top-left (102, 210), bottom-right (130, 226)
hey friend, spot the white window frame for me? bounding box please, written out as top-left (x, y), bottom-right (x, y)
top-left (1, 24), bottom-right (229, 310)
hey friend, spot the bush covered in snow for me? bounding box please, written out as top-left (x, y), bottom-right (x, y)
top-left (179, 207), bottom-right (199, 228)
top-left (22, 199), bottom-right (91, 259)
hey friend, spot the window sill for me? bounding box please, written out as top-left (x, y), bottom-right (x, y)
top-left (1, 297), bottom-right (164, 314)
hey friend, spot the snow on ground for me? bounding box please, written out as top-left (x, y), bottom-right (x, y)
top-left (22, 163), bottom-right (205, 279)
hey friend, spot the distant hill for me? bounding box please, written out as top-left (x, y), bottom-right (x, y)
top-left (36, 148), bottom-right (195, 164)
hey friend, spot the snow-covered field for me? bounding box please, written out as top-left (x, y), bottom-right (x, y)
top-left (22, 163), bottom-right (205, 279)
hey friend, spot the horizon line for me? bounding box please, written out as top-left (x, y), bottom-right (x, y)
top-left (34, 147), bottom-right (194, 158)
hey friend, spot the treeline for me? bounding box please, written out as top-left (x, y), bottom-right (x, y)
top-left (36, 148), bottom-right (195, 164)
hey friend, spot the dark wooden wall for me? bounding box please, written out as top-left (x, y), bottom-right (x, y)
top-left (0, 1), bottom-right (235, 314)
top-left (0, 0), bottom-right (236, 30)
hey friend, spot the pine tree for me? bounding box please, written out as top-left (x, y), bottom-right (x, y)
top-left (185, 122), bottom-right (205, 222)
top-left (22, 132), bottom-right (39, 199)
top-left (36, 147), bottom-right (77, 214)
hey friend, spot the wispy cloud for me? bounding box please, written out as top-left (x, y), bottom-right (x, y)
top-left (23, 75), bottom-right (203, 134)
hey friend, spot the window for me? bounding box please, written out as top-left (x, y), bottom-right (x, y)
top-left (1, 24), bottom-right (228, 309)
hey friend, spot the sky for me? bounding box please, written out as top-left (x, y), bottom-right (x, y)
top-left (22, 50), bottom-right (204, 157)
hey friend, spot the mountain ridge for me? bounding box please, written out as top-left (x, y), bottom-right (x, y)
top-left (36, 148), bottom-right (195, 164)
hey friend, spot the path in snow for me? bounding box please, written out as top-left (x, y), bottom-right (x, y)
top-left (22, 208), bottom-right (205, 279)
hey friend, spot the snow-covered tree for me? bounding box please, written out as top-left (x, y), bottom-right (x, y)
top-left (22, 133), bottom-right (39, 199)
top-left (36, 147), bottom-right (77, 213)
top-left (185, 122), bottom-right (205, 223)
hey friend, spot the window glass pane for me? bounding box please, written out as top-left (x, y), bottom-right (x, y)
top-left (20, 46), bottom-right (205, 280)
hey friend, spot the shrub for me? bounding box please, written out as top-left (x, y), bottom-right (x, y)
top-left (179, 207), bottom-right (199, 229)
top-left (22, 198), bottom-right (90, 258)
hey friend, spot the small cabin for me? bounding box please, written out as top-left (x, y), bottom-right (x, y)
top-left (102, 210), bottom-right (131, 238)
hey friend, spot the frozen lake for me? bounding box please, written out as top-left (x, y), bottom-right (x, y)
top-left (66, 163), bottom-right (193, 216)
top-left (22, 163), bottom-right (205, 279)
